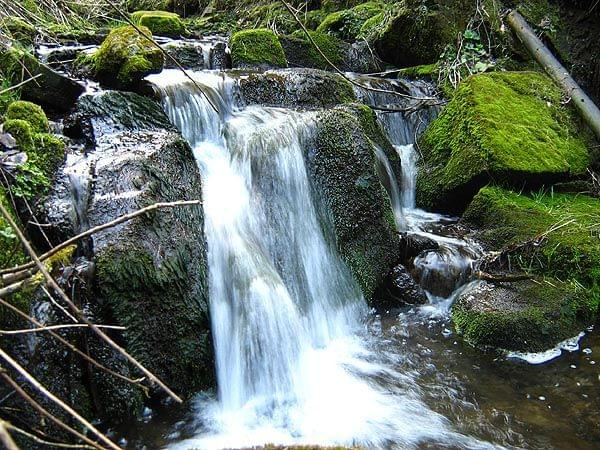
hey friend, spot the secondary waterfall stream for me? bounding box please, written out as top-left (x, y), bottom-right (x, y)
top-left (122, 66), bottom-right (600, 450)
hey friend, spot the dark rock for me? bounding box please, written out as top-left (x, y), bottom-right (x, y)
top-left (399, 232), bottom-right (439, 260)
top-left (374, 264), bottom-right (427, 309)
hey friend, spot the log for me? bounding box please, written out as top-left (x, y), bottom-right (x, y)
top-left (507, 10), bottom-right (600, 139)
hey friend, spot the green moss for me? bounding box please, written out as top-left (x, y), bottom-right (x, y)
top-left (397, 63), bottom-right (439, 79)
top-left (3, 119), bottom-right (34, 152)
top-left (230, 28), bottom-right (287, 68)
top-left (417, 72), bottom-right (591, 212)
top-left (126, 0), bottom-right (171, 12)
top-left (1, 16), bottom-right (36, 46)
top-left (452, 279), bottom-right (597, 352)
top-left (356, 12), bottom-right (383, 39)
top-left (282, 30), bottom-right (346, 69)
top-left (31, 133), bottom-right (66, 178)
top-left (317, 1), bottom-right (383, 41)
top-left (463, 186), bottom-right (600, 290)
top-left (0, 187), bottom-right (26, 270)
top-left (131, 10), bottom-right (186, 37)
top-left (91, 25), bottom-right (164, 86)
top-left (6, 100), bottom-right (49, 133)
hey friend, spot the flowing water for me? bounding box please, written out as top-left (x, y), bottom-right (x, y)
top-left (117, 68), bottom-right (600, 449)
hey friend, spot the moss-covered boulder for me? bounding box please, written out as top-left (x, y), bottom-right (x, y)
top-left (238, 68), bottom-right (355, 108)
top-left (1, 16), bottom-right (37, 46)
top-left (230, 28), bottom-right (287, 69)
top-left (317, 1), bottom-right (384, 41)
top-left (280, 31), bottom-right (347, 70)
top-left (0, 47), bottom-right (84, 111)
top-left (308, 104), bottom-right (401, 300)
top-left (452, 279), bottom-right (596, 352)
top-left (369, 2), bottom-right (464, 68)
top-left (131, 10), bottom-right (186, 37)
top-left (90, 25), bottom-right (164, 88)
top-left (6, 100), bottom-right (49, 133)
top-left (417, 72), bottom-right (591, 213)
top-left (3, 119), bottom-right (34, 153)
top-left (454, 185), bottom-right (600, 351)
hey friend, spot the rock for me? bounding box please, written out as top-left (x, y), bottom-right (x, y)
top-left (316, 1), bottom-right (383, 41)
top-left (399, 232), bottom-right (439, 260)
top-left (42, 91), bottom-right (214, 413)
top-left (452, 279), bottom-right (596, 352)
top-left (417, 72), bottom-right (591, 213)
top-left (374, 264), bottom-right (428, 309)
top-left (0, 47), bottom-right (84, 111)
top-left (238, 68), bottom-right (355, 108)
top-left (88, 25), bottom-right (164, 88)
top-left (280, 31), bottom-right (348, 71)
top-left (369, 1), bottom-right (465, 68)
top-left (230, 28), bottom-right (287, 69)
top-left (164, 41), bottom-right (205, 70)
top-left (131, 10), bottom-right (186, 37)
top-left (308, 104), bottom-right (401, 301)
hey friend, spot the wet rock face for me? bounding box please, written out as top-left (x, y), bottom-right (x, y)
top-left (374, 264), bottom-right (427, 310)
top-left (42, 90), bottom-right (213, 420)
top-left (238, 68), bottom-right (356, 108)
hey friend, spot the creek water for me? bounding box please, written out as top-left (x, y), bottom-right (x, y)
top-left (117, 68), bottom-right (600, 449)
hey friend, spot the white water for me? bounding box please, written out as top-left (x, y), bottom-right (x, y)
top-left (148, 69), bottom-right (491, 449)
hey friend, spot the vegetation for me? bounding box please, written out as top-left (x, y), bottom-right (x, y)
top-left (230, 28), bottom-right (288, 68)
top-left (131, 9), bottom-right (186, 36)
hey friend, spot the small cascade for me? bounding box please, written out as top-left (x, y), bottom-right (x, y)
top-left (374, 145), bottom-right (406, 230)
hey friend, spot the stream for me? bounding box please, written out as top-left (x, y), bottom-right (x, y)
top-left (94, 41), bottom-right (600, 449)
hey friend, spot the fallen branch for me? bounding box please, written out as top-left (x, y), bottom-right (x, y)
top-left (473, 270), bottom-right (531, 283)
top-left (1, 419), bottom-right (96, 449)
top-left (0, 74), bottom-right (42, 96)
top-left (0, 323), bottom-right (126, 335)
top-left (0, 200), bottom-right (201, 276)
top-left (507, 10), bottom-right (600, 139)
top-left (0, 420), bottom-right (18, 450)
top-left (0, 201), bottom-right (183, 403)
top-left (0, 372), bottom-right (104, 450)
top-left (0, 349), bottom-right (121, 450)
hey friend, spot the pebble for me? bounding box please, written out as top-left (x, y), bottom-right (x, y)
top-left (539, 396), bottom-right (546, 401)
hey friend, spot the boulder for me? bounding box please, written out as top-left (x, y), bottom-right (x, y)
top-left (374, 264), bottom-right (428, 309)
top-left (238, 68), bottom-right (356, 108)
top-left (6, 100), bottom-right (49, 133)
top-left (86, 25), bottom-right (164, 88)
top-left (417, 72), bottom-right (591, 213)
top-left (308, 104), bottom-right (401, 300)
top-left (0, 47), bottom-right (84, 111)
top-left (131, 10), bottom-right (186, 37)
top-left (230, 28), bottom-right (287, 69)
top-left (452, 280), bottom-right (596, 352)
top-left (1, 16), bottom-right (37, 46)
top-left (41, 90), bottom-right (213, 419)
top-left (316, 1), bottom-right (384, 41)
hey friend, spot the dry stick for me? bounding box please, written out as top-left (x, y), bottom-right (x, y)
top-left (473, 270), bottom-right (531, 283)
top-left (1, 266), bottom-right (38, 287)
top-left (103, 0), bottom-right (219, 114)
top-left (2, 420), bottom-right (96, 449)
top-left (278, 0), bottom-right (436, 102)
top-left (0, 200), bottom-right (201, 276)
top-left (0, 297), bottom-right (146, 390)
top-left (0, 323), bottom-right (126, 335)
top-left (0, 279), bottom-right (28, 298)
top-left (42, 285), bottom-right (79, 323)
top-left (0, 372), bottom-right (109, 450)
top-left (0, 74), bottom-right (42, 95)
top-left (0, 420), bottom-right (19, 450)
top-left (0, 349), bottom-right (120, 450)
top-left (0, 202), bottom-right (183, 403)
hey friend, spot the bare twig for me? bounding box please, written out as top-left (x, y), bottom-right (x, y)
top-left (0, 349), bottom-right (121, 449)
top-left (0, 200), bottom-right (201, 276)
top-left (0, 201), bottom-right (183, 403)
top-left (0, 74), bottom-right (42, 95)
top-left (0, 372), bottom-right (104, 449)
top-left (473, 270), bottom-right (531, 282)
top-left (0, 323), bottom-right (126, 335)
top-left (1, 419), bottom-right (96, 449)
top-left (0, 420), bottom-right (19, 450)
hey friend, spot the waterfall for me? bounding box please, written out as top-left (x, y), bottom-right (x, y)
top-left (147, 69), bottom-right (482, 449)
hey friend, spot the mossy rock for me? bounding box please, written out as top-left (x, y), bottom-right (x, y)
top-left (31, 133), bottom-right (66, 179)
top-left (6, 100), bottom-right (49, 133)
top-left (230, 28), bottom-right (287, 69)
top-left (462, 186), bottom-right (600, 290)
top-left (317, 1), bottom-right (384, 41)
top-left (309, 104), bottom-right (401, 300)
top-left (126, 0), bottom-right (171, 12)
top-left (1, 16), bottom-right (37, 46)
top-left (3, 119), bottom-right (34, 153)
top-left (452, 279), bottom-right (597, 352)
top-left (370, 3), bottom-right (464, 68)
top-left (280, 31), bottom-right (347, 70)
top-left (0, 187), bottom-right (26, 273)
top-left (91, 25), bottom-right (164, 87)
top-left (417, 72), bottom-right (591, 213)
top-left (397, 63), bottom-right (439, 80)
top-left (131, 10), bottom-right (186, 37)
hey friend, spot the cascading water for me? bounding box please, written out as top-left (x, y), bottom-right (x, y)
top-left (147, 69), bottom-right (488, 449)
